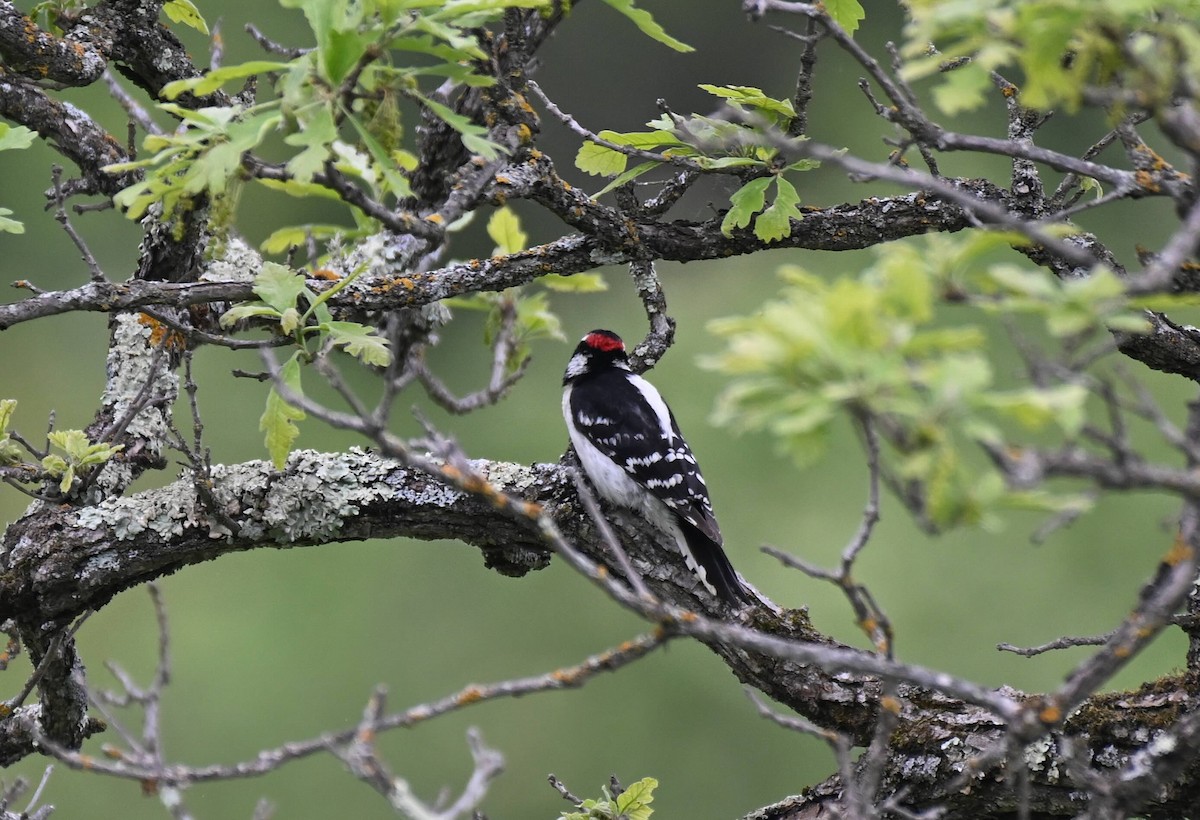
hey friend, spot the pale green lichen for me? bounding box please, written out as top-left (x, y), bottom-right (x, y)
top-left (251, 449), bottom-right (395, 543)
top-left (201, 236), bottom-right (261, 282)
top-left (75, 478), bottom-right (202, 541)
top-left (101, 315), bottom-right (177, 448)
top-left (1023, 736), bottom-right (1060, 781)
top-left (71, 449), bottom-right (533, 548)
top-left (480, 459), bottom-right (537, 497)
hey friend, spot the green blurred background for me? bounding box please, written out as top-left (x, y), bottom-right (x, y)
top-left (1, 1), bottom-right (1193, 817)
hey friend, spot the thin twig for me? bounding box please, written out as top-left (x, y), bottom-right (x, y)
top-left (49, 166), bottom-right (105, 282)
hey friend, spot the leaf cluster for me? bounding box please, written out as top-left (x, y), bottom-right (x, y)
top-left (220, 262), bottom-right (392, 468)
top-left (0, 124), bottom-right (36, 234)
top-left (105, 0), bottom-right (537, 230)
top-left (0, 401), bottom-right (123, 495)
top-left (903, 0), bottom-right (1200, 114)
top-left (446, 207), bottom-right (606, 371)
top-left (574, 85), bottom-right (819, 242)
top-left (558, 777), bottom-right (658, 820)
top-left (704, 234), bottom-right (1104, 530)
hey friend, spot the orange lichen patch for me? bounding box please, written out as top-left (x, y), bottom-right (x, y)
top-left (425, 213), bottom-right (445, 224)
top-left (310, 268), bottom-right (341, 281)
top-left (879, 695), bottom-right (902, 715)
top-left (1000, 83), bottom-right (1018, 98)
top-left (552, 666), bottom-right (585, 685)
top-left (515, 123), bottom-right (533, 144)
top-left (1166, 531), bottom-right (1194, 566)
top-left (356, 727), bottom-right (376, 744)
top-left (371, 275), bottom-right (422, 295)
top-left (494, 175), bottom-right (511, 185)
top-left (102, 744), bottom-right (124, 759)
top-left (137, 313), bottom-right (186, 351)
top-left (521, 501), bottom-right (543, 518)
top-left (0, 704), bottom-right (9, 719)
top-left (456, 686), bottom-right (485, 705)
top-left (1135, 169), bottom-right (1161, 192)
top-left (1038, 703), bottom-right (1063, 724)
top-left (140, 778), bottom-right (159, 797)
top-left (1133, 143), bottom-right (1172, 171)
top-left (1113, 643), bottom-right (1133, 659)
top-left (529, 148), bottom-right (543, 160)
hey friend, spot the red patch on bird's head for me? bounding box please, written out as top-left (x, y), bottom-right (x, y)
top-left (584, 330), bottom-right (624, 352)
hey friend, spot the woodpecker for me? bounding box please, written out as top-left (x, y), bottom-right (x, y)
top-left (561, 329), bottom-right (753, 606)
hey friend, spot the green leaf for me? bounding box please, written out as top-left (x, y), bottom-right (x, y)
top-left (261, 224), bottom-right (354, 254)
top-left (58, 464), bottom-right (76, 494)
top-left (161, 61), bottom-right (288, 100)
top-left (980, 384), bottom-right (1088, 436)
top-left (0, 437), bottom-right (23, 466)
top-left (253, 262), bottom-right (309, 315)
top-left (597, 0), bottom-right (693, 52)
top-left (614, 777), bottom-right (657, 820)
top-left (541, 273), bottom-right (608, 293)
top-left (279, 307), bottom-right (302, 336)
top-left (255, 178), bottom-right (345, 201)
top-left (163, 0), bottom-right (210, 33)
top-left (987, 264), bottom-right (1059, 299)
top-left (576, 140), bottom-right (629, 177)
top-left (324, 321), bottom-right (393, 366)
top-left (754, 176), bottom-right (801, 242)
top-left (511, 290), bottom-right (565, 348)
top-left (285, 105), bottom-right (340, 183)
top-left (0, 124), bottom-right (36, 151)
top-left (720, 176), bottom-right (772, 237)
top-left (48, 430), bottom-right (93, 461)
top-left (600, 129), bottom-right (683, 150)
top-left (41, 454), bottom-right (67, 478)
top-left (824, 0), bottom-right (865, 35)
top-left (220, 304), bottom-right (284, 327)
top-left (932, 63), bottom-right (992, 116)
top-left (698, 85), bottom-right (795, 119)
top-left (261, 353), bottom-right (306, 470)
top-left (325, 29), bottom-right (369, 85)
top-left (592, 160), bottom-right (660, 197)
top-left (42, 430), bottom-right (123, 490)
top-left (0, 208), bottom-right (24, 234)
top-left (487, 207), bottom-right (527, 255)
top-left (0, 399), bottom-right (15, 434)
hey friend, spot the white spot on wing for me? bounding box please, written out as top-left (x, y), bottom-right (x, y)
top-left (627, 373), bottom-right (675, 443)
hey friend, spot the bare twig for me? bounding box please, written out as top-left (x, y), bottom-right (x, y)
top-left (3, 612), bottom-right (90, 714)
top-left (766, 415), bottom-right (892, 656)
top-left (527, 81), bottom-right (705, 173)
top-left (36, 631), bottom-right (672, 786)
top-left (569, 464), bottom-right (654, 602)
top-left (49, 166), bottom-right (105, 283)
top-left (998, 632), bottom-right (1113, 657)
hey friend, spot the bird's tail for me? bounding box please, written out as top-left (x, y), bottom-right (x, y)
top-left (679, 521), bottom-right (756, 607)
